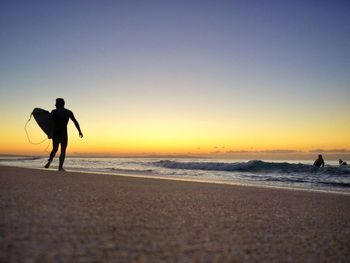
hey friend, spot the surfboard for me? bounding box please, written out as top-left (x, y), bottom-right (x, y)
top-left (32, 108), bottom-right (53, 139)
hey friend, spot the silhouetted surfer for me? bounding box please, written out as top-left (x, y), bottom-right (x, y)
top-left (45, 98), bottom-right (83, 171)
top-left (339, 159), bottom-right (347, 166)
top-left (313, 154), bottom-right (324, 168)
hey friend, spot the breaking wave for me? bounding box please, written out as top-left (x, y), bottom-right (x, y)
top-left (0, 157), bottom-right (41, 162)
top-left (154, 160), bottom-right (350, 176)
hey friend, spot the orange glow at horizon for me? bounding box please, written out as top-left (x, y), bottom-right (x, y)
top-left (1, 109), bottom-right (349, 157)
top-left (1, 93), bottom-right (350, 157)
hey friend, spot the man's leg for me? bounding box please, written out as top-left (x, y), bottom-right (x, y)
top-left (45, 138), bottom-right (59, 168)
top-left (58, 135), bottom-right (68, 171)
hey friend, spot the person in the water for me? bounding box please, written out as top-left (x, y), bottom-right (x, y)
top-left (339, 159), bottom-right (347, 166)
top-left (313, 154), bottom-right (325, 167)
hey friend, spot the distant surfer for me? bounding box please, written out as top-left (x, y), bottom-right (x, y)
top-left (313, 154), bottom-right (324, 168)
top-left (339, 159), bottom-right (347, 166)
top-left (45, 98), bottom-right (83, 171)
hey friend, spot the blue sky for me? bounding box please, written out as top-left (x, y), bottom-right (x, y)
top-left (1, 0), bottom-right (349, 155)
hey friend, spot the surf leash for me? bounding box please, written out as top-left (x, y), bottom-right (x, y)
top-left (24, 113), bottom-right (51, 153)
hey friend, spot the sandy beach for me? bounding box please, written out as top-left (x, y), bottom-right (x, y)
top-left (1, 165), bottom-right (349, 262)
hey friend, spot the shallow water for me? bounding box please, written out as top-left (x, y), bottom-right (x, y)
top-left (1, 157), bottom-right (349, 194)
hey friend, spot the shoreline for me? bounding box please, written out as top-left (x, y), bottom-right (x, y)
top-left (43, 167), bottom-right (350, 196)
top-left (1, 164), bottom-right (349, 196)
top-left (1, 165), bottom-right (350, 262)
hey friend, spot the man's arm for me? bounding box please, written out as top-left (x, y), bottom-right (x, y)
top-left (70, 112), bottom-right (83, 138)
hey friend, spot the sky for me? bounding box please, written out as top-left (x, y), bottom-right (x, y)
top-left (0, 0), bottom-right (349, 159)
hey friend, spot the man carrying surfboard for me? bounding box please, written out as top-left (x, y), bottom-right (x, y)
top-left (45, 98), bottom-right (83, 171)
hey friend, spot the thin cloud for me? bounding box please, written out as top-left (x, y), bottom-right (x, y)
top-left (258, 149), bottom-right (301, 154)
top-left (309, 149), bottom-right (350, 153)
top-left (226, 150), bottom-right (250, 153)
top-left (226, 149), bottom-right (301, 154)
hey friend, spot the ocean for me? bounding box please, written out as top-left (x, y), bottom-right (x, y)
top-left (1, 157), bottom-right (350, 194)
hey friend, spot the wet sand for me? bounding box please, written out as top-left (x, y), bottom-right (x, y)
top-left (1, 165), bottom-right (350, 262)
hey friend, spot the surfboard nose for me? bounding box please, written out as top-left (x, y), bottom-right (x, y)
top-left (32, 108), bottom-right (53, 139)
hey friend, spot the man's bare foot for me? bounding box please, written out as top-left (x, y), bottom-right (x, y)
top-left (44, 161), bottom-right (51, 168)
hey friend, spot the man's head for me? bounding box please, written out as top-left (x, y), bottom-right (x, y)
top-left (55, 98), bottom-right (65, 108)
